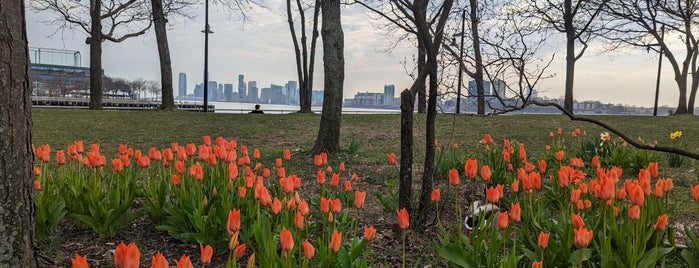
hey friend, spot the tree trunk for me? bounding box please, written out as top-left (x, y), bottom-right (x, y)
top-left (470, 0), bottom-right (485, 115)
top-left (417, 58), bottom-right (438, 223)
top-left (306, 0), bottom-right (321, 112)
top-left (563, 0), bottom-right (575, 114)
top-left (399, 89), bottom-right (413, 213)
top-left (152, 0), bottom-right (174, 110)
top-left (89, 0), bottom-right (103, 110)
top-left (312, 0), bottom-right (344, 154)
top-left (0, 0), bottom-right (39, 264)
top-left (417, 38), bottom-right (427, 113)
top-left (689, 75), bottom-right (697, 114)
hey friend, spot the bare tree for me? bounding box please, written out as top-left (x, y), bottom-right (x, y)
top-left (601, 0), bottom-right (698, 115)
top-left (523, 0), bottom-right (607, 113)
top-left (31, 0), bottom-right (153, 109)
top-left (0, 0), bottom-right (39, 265)
top-left (353, 0), bottom-right (454, 225)
top-left (286, 0), bottom-right (321, 113)
top-left (312, 0), bottom-right (344, 154)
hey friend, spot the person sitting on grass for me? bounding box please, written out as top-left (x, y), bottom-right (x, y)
top-left (249, 104), bottom-right (264, 114)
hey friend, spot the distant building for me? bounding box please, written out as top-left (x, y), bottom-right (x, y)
top-left (209, 81), bottom-right (219, 101)
top-left (468, 79), bottom-right (506, 98)
top-left (353, 92), bottom-right (384, 105)
top-left (247, 81), bottom-right (258, 102)
top-left (224, 83), bottom-right (234, 102)
top-left (194, 83), bottom-right (203, 98)
top-left (238, 75), bottom-right (246, 101)
top-left (178, 73), bottom-right (187, 97)
top-left (285, 81), bottom-right (298, 105)
top-left (383, 84), bottom-right (395, 105)
top-left (312, 90), bottom-right (324, 105)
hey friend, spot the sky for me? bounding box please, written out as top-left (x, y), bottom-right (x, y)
top-left (25, 0), bottom-right (683, 108)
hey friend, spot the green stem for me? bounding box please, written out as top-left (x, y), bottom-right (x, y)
top-left (402, 230), bottom-right (407, 268)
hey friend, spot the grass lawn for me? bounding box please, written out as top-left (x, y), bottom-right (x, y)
top-left (32, 108), bottom-right (699, 266)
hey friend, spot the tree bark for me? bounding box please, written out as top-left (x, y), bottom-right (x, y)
top-left (0, 0), bottom-right (39, 264)
top-left (312, 0), bottom-right (344, 154)
top-left (152, 0), bottom-right (175, 110)
top-left (89, 0), bottom-right (104, 110)
top-left (470, 0), bottom-right (485, 115)
top-left (399, 89), bottom-right (413, 213)
top-left (417, 38), bottom-right (427, 113)
top-left (563, 0), bottom-right (575, 113)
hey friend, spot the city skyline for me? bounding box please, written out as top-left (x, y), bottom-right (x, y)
top-left (25, 0), bottom-right (686, 108)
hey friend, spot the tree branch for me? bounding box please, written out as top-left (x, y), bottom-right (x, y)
top-left (531, 100), bottom-right (699, 160)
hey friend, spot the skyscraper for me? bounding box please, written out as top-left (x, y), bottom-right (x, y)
top-left (178, 73), bottom-right (187, 97)
top-left (383, 84), bottom-right (395, 105)
top-left (224, 84), bottom-right (234, 102)
top-left (238, 75), bottom-right (246, 100)
top-left (247, 81), bottom-right (258, 102)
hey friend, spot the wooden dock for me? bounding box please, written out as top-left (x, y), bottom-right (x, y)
top-left (31, 97), bottom-right (214, 112)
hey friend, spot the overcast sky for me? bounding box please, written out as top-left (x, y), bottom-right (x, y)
top-left (25, 1), bottom-right (683, 108)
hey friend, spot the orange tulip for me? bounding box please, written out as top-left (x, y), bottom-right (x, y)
top-left (572, 213), bottom-right (585, 229)
top-left (662, 178), bottom-right (673, 192)
top-left (387, 152), bottom-right (397, 165)
top-left (280, 227), bottom-right (294, 252)
top-left (199, 244), bottom-right (213, 264)
top-left (174, 255), bottom-right (194, 268)
top-left (616, 188), bottom-right (627, 200)
top-left (294, 211), bottom-right (305, 230)
top-left (503, 151), bottom-right (511, 163)
top-left (111, 158), bottom-right (123, 173)
top-left (339, 162), bottom-right (346, 173)
top-left (56, 150), bottom-right (66, 165)
top-left (151, 252), bottom-right (168, 268)
top-left (320, 197), bottom-right (330, 213)
top-left (71, 254), bottom-right (89, 268)
top-left (303, 240), bottom-right (315, 259)
top-left (532, 261), bottom-right (543, 268)
top-left (692, 184), bottom-right (699, 203)
top-left (555, 150), bottom-right (565, 161)
top-left (481, 165), bottom-right (492, 181)
top-left (331, 198), bottom-right (342, 213)
top-left (431, 188), bottom-right (441, 202)
top-left (227, 209), bottom-right (241, 236)
top-left (354, 190), bottom-right (366, 209)
top-left (298, 200), bottom-right (310, 216)
top-left (629, 184), bottom-right (645, 206)
top-left (329, 230), bottom-right (342, 252)
top-left (448, 168), bottom-right (460, 185)
top-left (524, 161), bottom-right (534, 173)
top-left (538, 231), bottom-right (550, 249)
top-left (316, 170), bottom-right (326, 185)
top-left (510, 203), bottom-right (521, 222)
top-left (654, 214), bottom-right (668, 231)
top-left (482, 133), bottom-right (493, 145)
top-left (364, 225), bottom-right (377, 242)
top-left (114, 242), bottom-right (140, 268)
top-left (238, 187), bottom-right (246, 198)
top-left (396, 208), bottom-right (410, 229)
top-left (33, 180), bottom-right (41, 191)
top-left (497, 211), bottom-right (509, 230)
top-left (537, 159), bottom-right (546, 173)
top-left (235, 244), bottom-right (246, 259)
top-left (511, 179), bottom-right (520, 193)
top-left (343, 180), bottom-right (352, 192)
top-left (486, 186), bottom-right (501, 204)
top-left (628, 205), bottom-right (641, 220)
top-left (189, 163), bottom-right (204, 181)
top-left (574, 227), bottom-right (594, 248)
top-left (599, 176), bottom-right (615, 200)
top-left (464, 159), bottom-right (478, 179)
top-left (330, 173), bottom-right (340, 188)
top-left (283, 148), bottom-right (291, 160)
top-left (271, 198), bottom-right (282, 214)
top-left (570, 188), bottom-right (581, 204)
